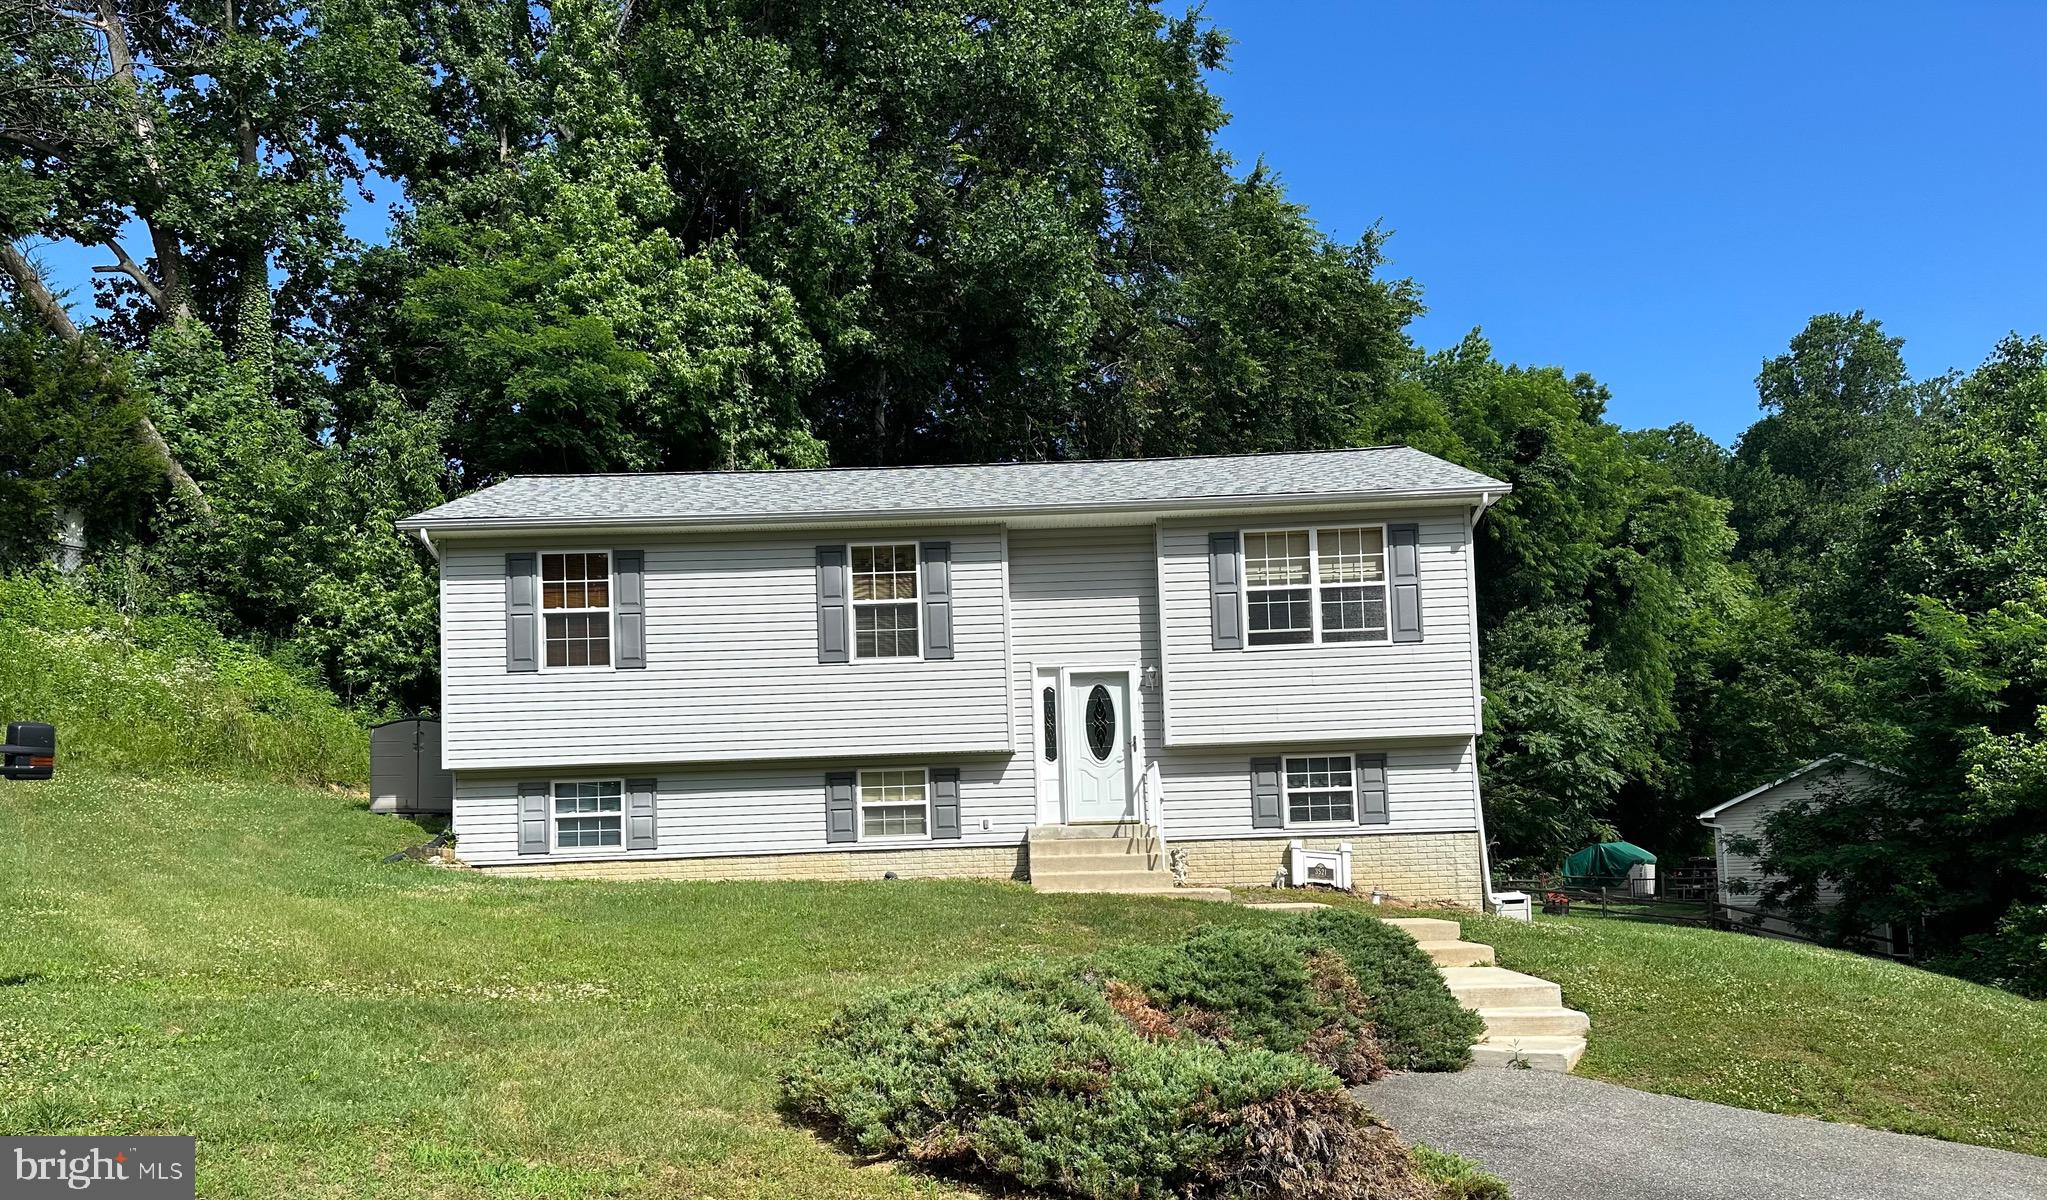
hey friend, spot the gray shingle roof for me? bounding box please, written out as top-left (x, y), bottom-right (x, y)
top-left (397, 446), bottom-right (1510, 531)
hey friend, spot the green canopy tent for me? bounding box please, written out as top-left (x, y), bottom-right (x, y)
top-left (1559, 841), bottom-right (1657, 888)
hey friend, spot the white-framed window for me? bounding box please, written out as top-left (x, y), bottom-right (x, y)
top-left (553, 779), bottom-right (623, 848)
top-left (1283, 755), bottom-right (1357, 825)
top-left (1244, 526), bottom-right (1388, 646)
top-left (850, 543), bottom-right (920, 659)
top-left (859, 768), bottom-right (929, 839)
top-left (541, 551), bottom-right (612, 668)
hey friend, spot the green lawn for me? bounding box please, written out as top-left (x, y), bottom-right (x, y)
top-left (5, 776), bottom-right (2043, 1198)
top-left (0, 771), bottom-right (1283, 1198)
top-left (1450, 906), bottom-right (2047, 1156)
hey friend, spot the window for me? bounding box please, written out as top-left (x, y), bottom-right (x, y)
top-left (1042, 686), bottom-right (1058, 762)
top-left (851, 543), bottom-right (919, 659)
top-left (542, 551), bottom-right (611, 667)
top-left (1284, 756), bottom-right (1357, 825)
top-left (859, 768), bottom-right (928, 838)
top-left (1244, 531), bottom-right (1312, 645)
top-left (1316, 526), bottom-right (1388, 642)
top-left (1244, 527), bottom-right (1388, 646)
top-left (554, 780), bottom-right (623, 848)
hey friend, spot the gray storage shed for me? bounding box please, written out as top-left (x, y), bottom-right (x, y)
top-left (370, 718), bottom-right (453, 815)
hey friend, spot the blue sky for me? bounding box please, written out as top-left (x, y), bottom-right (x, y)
top-left (1200, 1), bottom-right (2047, 443)
top-left (31, 3), bottom-right (2045, 446)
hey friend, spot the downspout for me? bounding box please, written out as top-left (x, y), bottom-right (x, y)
top-left (414, 527), bottom-right (440, 562)
top-left (1466, 491), bottom-right (1501, 911)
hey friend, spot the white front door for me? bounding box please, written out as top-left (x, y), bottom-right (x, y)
top-left (1063, 671), bottom-right (1133, 823)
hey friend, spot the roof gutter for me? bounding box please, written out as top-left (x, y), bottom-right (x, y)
top-left (396, 482), bottom-right (1513, 537)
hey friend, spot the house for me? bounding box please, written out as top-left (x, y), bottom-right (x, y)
top-left (395, 446), bottom-right (1510, 906)
top-left (1697, 754), bottom-right (1906, 952)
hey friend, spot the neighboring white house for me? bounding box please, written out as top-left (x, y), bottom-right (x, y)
top-left (1697, 754), bottom-right (1905, 951)
top-left (396, 446), bottom-right (1510, 906)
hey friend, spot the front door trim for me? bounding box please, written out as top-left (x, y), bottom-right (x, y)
top-left (1027, 658), bottom-right (1145, 826)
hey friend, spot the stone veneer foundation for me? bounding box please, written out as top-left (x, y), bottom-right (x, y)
top-left (478, 843), bottom-right (1028, 883)
top-left (471, 830), bottom-right (1484, 908)
top-left (1173, 831), bottom-right (1485, 908)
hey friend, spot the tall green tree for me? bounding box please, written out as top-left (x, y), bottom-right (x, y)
top-left (1752, 336), bottom-right (2047, 994)
top-left (1727, 312), bottom-right (1920, 593)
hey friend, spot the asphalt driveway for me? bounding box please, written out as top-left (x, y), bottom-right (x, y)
top-left (1356, 1070), bottom-right (2047, 1200)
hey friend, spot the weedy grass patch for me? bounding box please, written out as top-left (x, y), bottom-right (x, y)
top-left (0, 574), bottom-right (366, 785)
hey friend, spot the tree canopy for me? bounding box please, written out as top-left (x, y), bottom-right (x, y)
top-left (3, 0), bottom-right (2042, 994)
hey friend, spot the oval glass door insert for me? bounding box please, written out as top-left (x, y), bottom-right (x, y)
top-left (1085, 684), bottom-right (1115, 762)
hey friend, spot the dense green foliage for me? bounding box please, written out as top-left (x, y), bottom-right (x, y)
top-left (783, 913), bottom-right (1477, 1199)
top-left (0, 574), bottom-right (365, 783)
top-left (3, 1), bottom-right (2043, 989)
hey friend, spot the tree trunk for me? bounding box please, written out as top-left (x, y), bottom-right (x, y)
top-left (0, 240), bottom-right (212, 517)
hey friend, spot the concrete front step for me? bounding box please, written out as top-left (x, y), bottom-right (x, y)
top-left (1439, 966), bottom-right (1564, 1010)
top-left (1027, 838), bottom-right (1153, 862)
top-left (1377, 914), bottom-right (1589, 1073)
top-left (1031, 866), bottom-right (1176, 890)
top-left (1417, 940), bottom-right (1496, 967)
top-left (1027, 823), bottom-right (1142, 839)
top-left (1475, 1005), bottom-right (1591, 1037)
top-left (1470, 1035), bottom-right (1588, 1072)
top-left (1380, 916), bottom-right (1464, 942)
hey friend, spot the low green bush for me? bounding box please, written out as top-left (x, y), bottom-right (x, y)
top-left (1281, 908), bottom-right (1486, 1070)
top-left (1104, 924), bottom-right (1388, 1082)
top-left (1411, 1145), bottom-right (1512, 1200)
top-left (0, 573), bottom-right (366, 785)
top-left (785, 909), bottom-right (1486, 1199)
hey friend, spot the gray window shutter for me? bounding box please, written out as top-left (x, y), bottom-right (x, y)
top-left (1251, 756), bottom-right (1282, 829)
top-left (1355, 753), bottom-right (1389, 824)
top-left (518, 781), bottom-right (550, 854)
top-left (506, 553), bottom-right (540, 672)
top-left (1389, 523), bottom-right (1423, 643)
top-left (626, 776), bottom-right (658, 849)
top-left (920, 541), bottom-right (954, 660)
top-left (930, 767), bottom-right (961, 839)
top-left (614, 550), bottom-right (646, 669)
top-left (825, 771), bottom-right (857, 843)
top-left (817, 546), bottom-right (849, 664)
top-left (1210, 532), bottom-right (1243, 650)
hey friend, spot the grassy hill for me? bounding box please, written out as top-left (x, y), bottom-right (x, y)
top-left (2, 770), bottom-right (2041, 1197)
top-left (1456, 908), bottom-right (2047, 1155)
top-left (0, 575), bottom-right (365, 785)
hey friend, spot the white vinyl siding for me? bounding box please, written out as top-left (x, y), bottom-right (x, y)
top-left (1006, 524), bottom-right (1162, 824)
top-left (1160, 739), bottom-right (1480, 841)
top-left (1159, 509), bottom-right (1479, 746)
top-left (440, 527), bottom-right (1008, 769)
top-left (453, 740), bottom-right (1478, 865)
top-left (453, 757), bottom-right (1032, 865)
